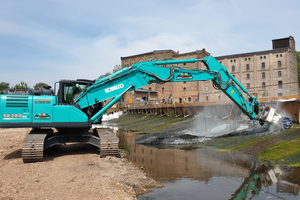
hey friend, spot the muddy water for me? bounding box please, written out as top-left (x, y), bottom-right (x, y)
top-left (117, 131), bottom-right (300, 200)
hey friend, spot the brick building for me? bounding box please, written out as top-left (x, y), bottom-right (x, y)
top-left (121, 36), bottom-right (298, 103)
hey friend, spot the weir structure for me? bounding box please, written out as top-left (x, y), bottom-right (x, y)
top-left (114, 94), bottom-right (300, 123)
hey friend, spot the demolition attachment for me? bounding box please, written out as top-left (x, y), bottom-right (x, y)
top-left (256, 105), bottom-right (292, 129)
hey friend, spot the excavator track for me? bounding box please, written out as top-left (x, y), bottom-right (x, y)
top-left (22, 129), bottom-right (52, 163)
top-left (94, 128), bottom-right (119, 158)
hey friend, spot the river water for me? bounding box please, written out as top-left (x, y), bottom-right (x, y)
top-left (116, 130), bottom-right (300, 200)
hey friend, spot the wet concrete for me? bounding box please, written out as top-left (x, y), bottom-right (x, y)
top-left (117, 130), bottom-right (300, 200)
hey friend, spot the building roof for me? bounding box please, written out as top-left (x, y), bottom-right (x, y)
top-left (120, 37), bottom-right (293, 60)
top-left (272, 36), bottom-right (293, 42)
top-left (214, 47), bottom-right (289, 60)
top-left (121, 50), bottom-right (176, 59)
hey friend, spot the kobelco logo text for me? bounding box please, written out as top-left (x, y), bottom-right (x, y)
top-left (105, 84), bottom-right (124, 93)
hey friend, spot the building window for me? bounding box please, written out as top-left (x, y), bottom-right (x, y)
top-left (245, 58), bottom-right (247, 61)
top-left (220, 61), bottom-right (222, 64)
top-left (231, 60), bottom-right (232, 63)
top-left (183, 81), bottom-right (186, 84)
top-left (179, 98), bottom-right (182, 103)
top-left (278, 93), bottom-right (283, 97)
top-left (262, 82), bottom-right (266, 89)
top-left (206, 96), bottom-right (209, 101)
top-left (246, 64), bottom-right (250, 71)
top-left (188, 97), bottom-right (191, 102)
top-left (278, 61), bottom-right (281, 67)
top-left (278, 71), bottom-right (282, 77)
top-left (162, 87), bottom-right (164, 93)
top-left (149, 87), bottom-right (151, 90)
top-left (232, 75), bottom-right (235, 78)
top-left (184, 87), bottom-right (186, 93)
top-left (232, 65), bottom-right (235, 72)
top-left (264, 56), bottom-right (266, 59)
top-left (247, 83), bottom-right (250, 89)
top-left (262, 62), bottom-right (265, 69)
top-left (280, 54), bottom-right (282, 57)
top-left (278, 81), bottom-right (282, 89)
top-left (219, 95), bottom-right (221, 100)
top-left (262, 72), bottom-right (265, 79)
top-left (234, 59), bottom-right (236, 62)
top-left (276, 54), bottom-right (278, 58)
top-left (195, 99), bottom-right (199, 102)
top-left (247, 74), bottom-right (250, 80)
top-left (249, 58), bottom-right (251, 60)
top-left (260, 56), bottom-right (262, 59)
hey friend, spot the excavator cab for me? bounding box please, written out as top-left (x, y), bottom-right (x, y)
top-left (56, 79), bottom-right (95, 105)
top-left (55, 79), bottom-right (103, 122)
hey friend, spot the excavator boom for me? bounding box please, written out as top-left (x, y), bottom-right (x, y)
top-left (75, 56), bottom-right (285, 127)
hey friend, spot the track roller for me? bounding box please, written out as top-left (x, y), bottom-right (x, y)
top-left (94, 128), bottom-right (120, 158)
top-left (22, 129), bottom-right (53, 163)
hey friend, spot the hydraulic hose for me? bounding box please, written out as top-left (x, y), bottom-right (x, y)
top-left (149, 67), bottom-right (175, 83)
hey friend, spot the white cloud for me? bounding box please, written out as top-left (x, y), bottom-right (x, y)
top-left (0, 0), bottom-right (300, 88)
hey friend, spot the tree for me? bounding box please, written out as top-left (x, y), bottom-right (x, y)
top-left (113, 64), bottom-right (122, 73)
top-left (105, 72), bottom-right (112, 77)
top-left (0, 82), bottom-right (9, 94)
top-left (14, 81), bottom-right (30, 89)
top-left (33, 82), bottom-right (48, 91)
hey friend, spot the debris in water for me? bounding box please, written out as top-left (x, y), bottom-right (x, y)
top-left (135, 132), bottom-right (210, 146)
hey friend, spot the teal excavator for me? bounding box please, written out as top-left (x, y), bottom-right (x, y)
top-left (0, 56), bottom-right (292, 162)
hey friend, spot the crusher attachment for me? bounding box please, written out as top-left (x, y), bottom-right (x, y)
top-left (256, 105), bottom-right (292, 129)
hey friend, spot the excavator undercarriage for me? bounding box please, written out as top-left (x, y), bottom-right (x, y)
top-left (22, 128), bottom-right (119, 163)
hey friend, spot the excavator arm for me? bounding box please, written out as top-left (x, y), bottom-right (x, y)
top-left (74, 56), bottom-right (289, 128)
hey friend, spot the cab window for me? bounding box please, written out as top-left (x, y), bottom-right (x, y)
top-left (63, 84), bottom-right (87, 104)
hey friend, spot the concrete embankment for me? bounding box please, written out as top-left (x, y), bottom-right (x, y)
top-left (108, 113), bottom-right (300, 167)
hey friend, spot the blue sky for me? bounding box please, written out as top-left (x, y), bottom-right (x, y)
top-left (0, 0), bottom-right (299, 88)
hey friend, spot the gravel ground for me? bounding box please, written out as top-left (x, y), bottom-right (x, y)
top-left (0, 128), bottom-right (162, 200)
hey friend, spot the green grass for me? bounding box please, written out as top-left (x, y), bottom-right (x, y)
top-left (134, 117), bottom-right (183, 131)
top-left (120, 116), bottom-right (164, 128)
top-left (206, 135), bottom-right (260, 150)
top-left (257, 135), bottom-right (300, 165)
top-left (133, 118), bottom-right (195, 134)
top-left (217, 140), bottom-right (260, 152)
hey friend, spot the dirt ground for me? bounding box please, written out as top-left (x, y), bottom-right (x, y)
top-left (0, 128), bottom-right (162, 200)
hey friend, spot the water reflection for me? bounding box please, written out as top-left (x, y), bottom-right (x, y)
top-left (230, 163), bottom-right (297, 199)
top-left (117, 130), bottom-right (300, 200)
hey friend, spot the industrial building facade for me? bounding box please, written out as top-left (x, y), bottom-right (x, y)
top-left (121, 36), bottom-right (298, 104)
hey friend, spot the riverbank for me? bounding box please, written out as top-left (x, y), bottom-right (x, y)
top-left (211, 125), bottom-right (300, 167)
top-left (0, 128), bottom-right (162, 200)
top-left (107, 113), bottom-right (300, 167)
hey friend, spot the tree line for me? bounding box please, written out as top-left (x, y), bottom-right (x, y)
top-left (0, 64), bottom-right (123, 94)
top-left (104, 64), bottom-right (122, 77)
top-left (0, 81), bottom-right (48, 94)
